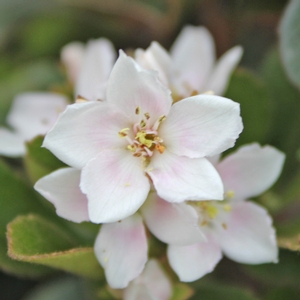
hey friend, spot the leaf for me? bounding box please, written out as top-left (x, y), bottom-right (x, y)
top-left (224, 68), bottom-right (271, 148)
top-left (170, 283), bottom-right (194, 300)
top-left (7, 214), bottom-right (104, 280)
top-left (24, 135), bottom-right (66, 183)
top-left (265, 287), bottom-right (300, 300)
top-left (0, 159), bottom-right (56, 277)
top-left (279, 0), bottom-right (300, 90)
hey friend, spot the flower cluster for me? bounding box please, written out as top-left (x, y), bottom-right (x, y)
top-left (1, 26), bottom-right (285, 299)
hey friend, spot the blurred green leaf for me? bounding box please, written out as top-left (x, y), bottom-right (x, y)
top-left (243, 250), bottom-right (300, 289)
top-left (190, 283), bottom-right (259, 300)
top-left (224, 68), bottom-right (271, 148)
top-left (170, 283), bottom-right (194, 300)
top-left (24, 136), bottom-right (66, 183)
top-left (0, 159), bottom-right (55, 277)
top-left (0, 60), bottom-right (64, 125)
top-left (279, 0), bottom-right (300, 90)
top-left (7, 214), bottom-right (104, 280)
top-left (22, 277), bottom-right (86, 300)
top-left (265, 287), bottom-right (300, 300)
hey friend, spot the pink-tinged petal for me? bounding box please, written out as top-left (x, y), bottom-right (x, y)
top-left (141, 192), bottom-right (205, 245)
top-left (124, 259), bottom-right (172, 300)
top-left (206, 46), bottom-right (243, 95)
top-left (75, 38), bottom-right (116, 101)
top-left (81, 149), bottom-right (150, 223)
top-left (160, 95), bottom-right (243, 158)
top-left (61, 42), bottom-right (85, 84)
top-left (7, 93), bottom-right (68, 141)
top-left (94, 214), bottom-right (147, 289)
top-left (135, 41), bottom-right (171, 86)
top-left (0, 128), bottom-right (25, 157)
top-left (167, 237), bottom-right (222, 282)
top-left (34, 168), bottom-right (89, 223)
top-left (170, 26), bottom-right (215, 94)
top-left (206, 154), bottom-right (221, 167)
top-left (147, 150), bottom-right (223, 203)
top-left (43, 102), bottom-right (130, 169)
top-left (216, 143), bottom-right (285, 200)
top-left (106, 51), bottom-right (172, 125)
top-left (219, 201), bottom-right (278, 264)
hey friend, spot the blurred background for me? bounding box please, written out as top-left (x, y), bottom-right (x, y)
top-left (1, 0), bottom-right (300, 299)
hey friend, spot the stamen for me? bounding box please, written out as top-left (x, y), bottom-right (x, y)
top-left (118, 128), bottom-right (130, 137)
top-left (144, 112), bottom-right (150, 120)
top-left (140, 119), bottom-right (146, 128)
top-left (76, 95), bottom-right (88, 103)
top-left (135, 106), bottom-right (141, 115)
top-left (155, 144), bottom-right (165, 154)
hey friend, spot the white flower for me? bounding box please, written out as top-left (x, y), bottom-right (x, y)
top-left (61, 38), bottom-right (116, 101)
top-left (42, 51), bottom-right (242, 223)
top-left (135, 25), bottom-right (243, 99)
top-left (0, 93), bottom-right (68, 157)
top-left (142, 144), bottom-right (285, 282)
top-left (123, 259), bottom-right (172, 300)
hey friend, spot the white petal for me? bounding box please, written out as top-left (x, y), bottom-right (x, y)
top-left (135, 41), bottom-right (171, 86)
top-left (34, 168), bottom-right (89, 223)
top-left (7, 92), bottom-right (68, 141)
top-left (167, 238), bottom-right (222, 282)
top-left (147, 150), bottom-right (223, 203)
top-left (61, 42), bottom-right (85, 84)
top-left (141, 192), bottom-right (205, 245)
top-left (43, 101), bottom-right (130, 169)
top-left (106, 51), bottom-right (172, 125)
top-left (206, 46), bottom-right (243, 95)
top-left (75, 38), bottom-right (116, 101)
top-left (0, 128), bottom-right (25, 157)
top-left (170, 26), bottom-right (215, 95)
top-left (160, 95), bottom-right (243, 158)
top-left (124, 259), bottom-right (172, 300)
top-left (216, 143), bottom-right (285, 200)
top-left (206, 154), bottom-right (221, 167)
top-left (80, 149), bottom-right (150, 223)
top-left (94, 214), bottom-right (147, 289)
top-left (219, 201), bottom-right (278, 264)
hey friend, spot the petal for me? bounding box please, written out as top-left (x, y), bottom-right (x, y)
top-left (7, 92), bottom-right (68, 141)
top-left (216, 143), bottom-right (285, 200)
top-left (34, 168), bottom-right (89, 223)
top-left (206, 153), bottom-right (221, 167)
top-left (206, 46), bottom-right (243, 95)
top-left (80, 149), bottom-right (150, 223)
top-left (218, 201), bottom-right (278, 264)
top-left (160, 95), bottom-right (243, 158)
top-left (60, 41), bottom-right (85, 84)
top-left (75, 38), bottom-right (116, 101)
top-left (43, 101), bottom-right (130, 169)
top-left (94, 214), bottom-right (147, 289)
top-left (135, 41), bottom-right (171, 86)
top-left (124, 259), bottom-right (172, 300)
top-left (147, 150), bottom-right (223, 203)
top-left (170, 26), bottom-right (215, 95)
top-left (106, 51), bottom-right (172, 125)
top-left (167, 237), bottom-right (222, 282)
top-left (0, 128), bottom-right (25, 157)
top-left (141, 192), bottom-right (205, 245)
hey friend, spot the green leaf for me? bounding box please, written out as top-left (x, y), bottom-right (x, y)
top-left (279, 0), bottom-right (300, 90)
top-left (7, 214), bottom-right (104, 280)
top-left (23, 277), bottom-right (86, 300)
top-left (24, 135), bottom-right (66, 183)
top-left (190, 283), bottom-right (259, 300)
top-left (0, 159), bottom-right (56, 277)
top-left (265, 287), bottom-right (300, 300)
top-left (224, 68), bottom-right (271, 148)
top-left (170, 283), bottom-right (194, 300)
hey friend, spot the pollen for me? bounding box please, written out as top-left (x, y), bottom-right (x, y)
top-left (225, 190), bottom-right (235, 200)
top-left (207, 205), bottom-right (218, 219)
top-left (223, 204), bottom-right (232, 212)
top-left (155, 144), bottom-right (165, 154)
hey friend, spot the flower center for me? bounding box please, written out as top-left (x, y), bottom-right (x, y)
top-left (118, 106), bottom-right (166, 158)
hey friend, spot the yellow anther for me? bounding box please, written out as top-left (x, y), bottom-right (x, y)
top-left (207, 205), bottom-right (218, 219)
top-left (201, 220), bottom-right (208, 227)
top-left (127, 145), bottom-right (136, 152)
top-left (225, 190), bottom-right (235, 200)
top-left (140, 119), bottom-right (146, 128)
top-left (144, 112), bottom-right (150, 120)
top-left (136, 132), bottom-right (152, 148)
top-left (75, 95), bottom-right (88, 103)
top-left (125, 183), bottom-right (130, 186)
top-left (222, 223), bottom-right (227, 230)
top-left (118, 128), bottom-right (130, 137)
top-left (158, 115), bottom-right (166, 123)
top-left (155, 144), bottom-right (165, 154)
top-left (223, 204), bottom-right (232, 212)
top-left (135, 106), bottom-right (141, 115)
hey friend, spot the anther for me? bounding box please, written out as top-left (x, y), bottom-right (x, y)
top-left (135, 106), bottom-right (141, 115)
top-left (144, 112), bottom-right (150, 120)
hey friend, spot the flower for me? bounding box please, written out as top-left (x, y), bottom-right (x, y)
top-left (0, 93), bottom-right (68, 157)
top-left (141, 144), bottom-right (285, 282)
top-left (42, 51), bottom-right (243, 223)
top-left (61, 38), bottom-right (116, 101)
top-left (135, 25), bottom-right (243, 99)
